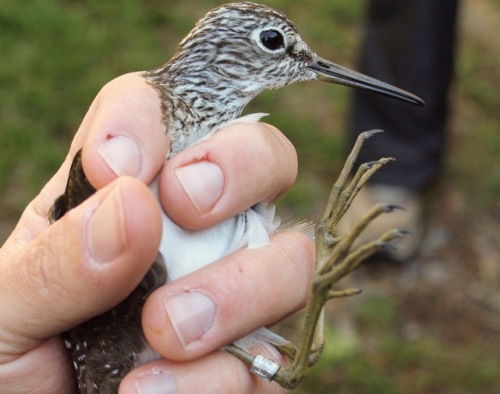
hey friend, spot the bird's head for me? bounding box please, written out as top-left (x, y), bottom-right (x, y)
top-left (165, 2), bottom-right (423, 106)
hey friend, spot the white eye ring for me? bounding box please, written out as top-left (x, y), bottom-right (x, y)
top-left (252, 27), bottom-right (287, 54)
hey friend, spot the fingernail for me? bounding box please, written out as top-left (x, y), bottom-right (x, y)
top-left (134, 369), bottom-right (177, 394)
top-left (175, 161), bottom-right (224, 214)
top-left (98, 135), bottom-right (142, 177)
top-left (164, 292), bottom-right (216, 347)
top-left (86, 186), bottom-right (127, 264)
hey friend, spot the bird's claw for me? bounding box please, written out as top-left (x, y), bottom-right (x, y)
top-left (228, 130), bottom-right (408, 389)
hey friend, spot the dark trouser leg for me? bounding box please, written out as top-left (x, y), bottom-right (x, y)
top-left (349, 0), bottom-right (459, 191)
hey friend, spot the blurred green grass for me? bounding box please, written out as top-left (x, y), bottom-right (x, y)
top-left (294, 294), bottom-right (499, 394)
top-left (0, 0), bottom-right (362, 223)
top-left (1, 0), bottom-right (499, 392)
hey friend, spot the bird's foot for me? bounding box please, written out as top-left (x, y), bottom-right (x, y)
top-left (226, 130), bottom-right (407, 389)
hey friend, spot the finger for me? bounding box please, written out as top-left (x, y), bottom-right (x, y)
top-left (0, 177), bottom-right (161, 354)
top-left (0, 73), bottom-right (168, 254)
top-left (0, 159), bottom-right (76, 254)
top-left (81, 72), bottom-right (169, 189)
top-left (119, 351), bottom-right (287, 394)
top-left (0, 336), bottom-right (76, 394)
top-left (142, 231), bottom-right (314, 361)
top-left (159, 122), bottom-right (297, 230)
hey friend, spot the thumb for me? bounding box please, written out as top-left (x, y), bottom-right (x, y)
top-left (0, 177), bottom-right (161, 353)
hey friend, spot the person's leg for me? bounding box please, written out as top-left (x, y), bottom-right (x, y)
top-left (341, 0), bottom-right (459, 260)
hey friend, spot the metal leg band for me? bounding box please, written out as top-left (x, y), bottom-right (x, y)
top-left (250, 354), bottom-right (280, 381)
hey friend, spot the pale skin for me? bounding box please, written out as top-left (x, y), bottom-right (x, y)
top-left (0, 73), bottom-right (315, 394)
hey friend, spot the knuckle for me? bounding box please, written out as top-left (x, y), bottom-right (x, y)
top-left (23, 226), bottom-right (67, 299)
top-left (21, 209), bottom-right (90, 306)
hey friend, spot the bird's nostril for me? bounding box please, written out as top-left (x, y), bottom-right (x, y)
top-left (317, 61), bottom-right (330, 69)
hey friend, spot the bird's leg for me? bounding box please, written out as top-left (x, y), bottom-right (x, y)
top-left (271, 206), bottom-right (406, 389)
top-left (227, 130), bottom-right (407, 389)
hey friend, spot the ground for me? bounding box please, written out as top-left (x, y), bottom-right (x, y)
top-left (277, 174), bottom-right (499, 393)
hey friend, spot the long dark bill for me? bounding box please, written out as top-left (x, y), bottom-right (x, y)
top-left (308, 56), bottom-right (425, 106)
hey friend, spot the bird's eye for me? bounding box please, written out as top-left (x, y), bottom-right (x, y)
top-left (260, 30), bottom-right (285, 51)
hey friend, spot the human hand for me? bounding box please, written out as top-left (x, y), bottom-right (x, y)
top-left (0, 73), bottom-right (314, 394)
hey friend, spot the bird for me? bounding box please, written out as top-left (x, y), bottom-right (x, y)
top-left (50, 2), bottom-right (424, 393)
